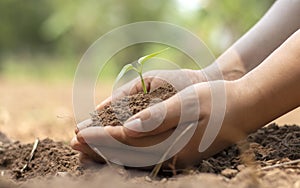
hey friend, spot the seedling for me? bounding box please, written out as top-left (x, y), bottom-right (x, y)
top-left (115, 47), bottom-right (169, 94)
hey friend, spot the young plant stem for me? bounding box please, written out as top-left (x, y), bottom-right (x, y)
top-left (115, 48), bottom-right (169, 94)
top-left (139, 73), bottom-right (147, 94)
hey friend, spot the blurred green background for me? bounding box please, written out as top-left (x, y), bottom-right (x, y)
top-left (0, 0), bottom-right (275, 82)
top-left (8, 0), bottom-right (300, 144)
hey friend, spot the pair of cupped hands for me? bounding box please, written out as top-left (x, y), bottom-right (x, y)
top-left (71, 69), bottom-right (248, 168)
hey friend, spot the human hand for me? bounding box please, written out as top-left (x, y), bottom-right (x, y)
top-left (72, 28), bottom-right (300, 168)
top-left (71, 69), bottom-right (205, 166)
top-left (71, 80), bottom-right (252, 168)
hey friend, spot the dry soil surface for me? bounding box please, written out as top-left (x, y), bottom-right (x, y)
top-left (0, 124), bottom-right (299, 188)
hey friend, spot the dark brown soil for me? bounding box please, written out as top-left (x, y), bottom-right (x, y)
top-left (90, 84), bottom-right (176, 127)
top-left (1, 124), bottom-right (299, 182)
top-left (197, 123), bottom-right (300, 178)
top-left (0, 83), bottom-right (299, 187)
top-left (0, 138), bottom-right (83, 181)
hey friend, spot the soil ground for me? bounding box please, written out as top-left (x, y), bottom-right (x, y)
top-left (0, 79), bottom-right (299, 187)
top-left (1, 124), bottom-right (299, 188)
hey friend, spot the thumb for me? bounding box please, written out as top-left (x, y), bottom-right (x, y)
top-left (123, 86), bottom-right (200, 137)
top-left (123, 96), bottom-right (179, 137)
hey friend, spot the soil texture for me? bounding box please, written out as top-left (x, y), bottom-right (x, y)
top-left (90, 84), bottom-right (176, 127)
top-left (0, 124), bottom-right (299, 187)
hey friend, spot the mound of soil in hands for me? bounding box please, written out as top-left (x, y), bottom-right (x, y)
top-left (90, 84), bottom-right (176, 127)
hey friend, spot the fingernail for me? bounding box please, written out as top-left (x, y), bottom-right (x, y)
top-left (123, 118), bottom-right (142, 132)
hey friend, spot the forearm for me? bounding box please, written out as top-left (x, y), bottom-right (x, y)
top-left (238, 29), bottom-right (300, 133)
top-left (204, 0), bottom-right (300, 81)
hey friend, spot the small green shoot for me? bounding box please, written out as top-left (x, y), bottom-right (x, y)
top-left (115, 47), bottom-right (169, 94)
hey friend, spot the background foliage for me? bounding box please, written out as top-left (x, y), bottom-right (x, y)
top-left (0, 0), bottom-right (275, 81)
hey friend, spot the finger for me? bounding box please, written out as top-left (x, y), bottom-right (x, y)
top-left (76, 125), bottom-right (196, 167)
top-left (76, 126), bottom-right (173, 167)
top-left (77, 126), bottom-right (173, 147)
top-left (71, 136), bottom-right (105, 163)
top-left (74, 128), bottom-right (168, 167)
top-left (123, 100), bottom-right (177, 137)
top-left (123, 86), bottom-right (200, 137)
top-left (75, 119), bottom-right (93, 133)
top-left (77, 147), bottom-right (175, 169)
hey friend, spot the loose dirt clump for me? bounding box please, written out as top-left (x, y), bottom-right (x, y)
top-left (0, 138), bottom-right (83, 180)
top-left (90, 83), bottom-right (176, 127)
top-left (197, 124), bottom-right (300, 177)
top-left (248, 123), bottom-right (300, 161)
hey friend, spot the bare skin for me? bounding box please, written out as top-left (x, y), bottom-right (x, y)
top-left (71, 0), bottom-right (300, 167)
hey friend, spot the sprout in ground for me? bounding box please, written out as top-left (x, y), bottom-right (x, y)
top-left (115, 47), bottom-right (169, 94)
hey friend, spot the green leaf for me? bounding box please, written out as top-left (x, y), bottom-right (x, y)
top-left (137, 47), bottom-right (170, 66)
top-left (115, 64), bottom-right (137, 84)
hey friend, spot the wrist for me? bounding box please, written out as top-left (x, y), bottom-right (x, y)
top-left (223, 79), bottom-right (262, 135)
top-left (201, 49), bottom-right (247, 81)
top-left (232, 77), bottom-right (271, 134)
top-left (183, 69), bottom-right (207, 84)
